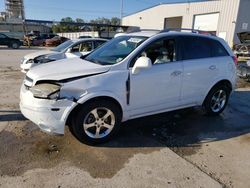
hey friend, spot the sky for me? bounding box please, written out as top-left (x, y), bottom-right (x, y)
top-left (0, 0), bottom-right (198, 21)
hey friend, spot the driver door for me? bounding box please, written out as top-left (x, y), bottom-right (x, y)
top-left (129, 37), bottom-right (183, 117)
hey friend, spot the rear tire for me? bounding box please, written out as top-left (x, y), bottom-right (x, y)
top-left (70, 99), bottom-right (122, 145)
top-left (203, 85), bottom-right (230, 116)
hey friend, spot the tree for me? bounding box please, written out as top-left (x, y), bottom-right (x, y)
top-left (110, 17), bottom-right (120, 25)
top-left (76, 18), bottom-right (84, 23)
top-left (51, 17), bottom-right (121, 33)
top-left (61, 17), bottom-right (74, 23)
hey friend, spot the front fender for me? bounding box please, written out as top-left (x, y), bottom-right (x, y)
top-left (76, 91), bottom-right (129, 121)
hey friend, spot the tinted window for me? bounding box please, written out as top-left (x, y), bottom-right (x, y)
top-left (182, 37), bottom-right (211, 60)
top-left (94, 40), bottom-right (106, 48)
top-left (211, 41), bottom-right (229, 57)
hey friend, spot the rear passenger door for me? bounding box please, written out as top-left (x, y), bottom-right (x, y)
top-left (180, 36), bottom-right (228, 105)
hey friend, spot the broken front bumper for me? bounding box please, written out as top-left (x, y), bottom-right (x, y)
top-left (20, 84), bottom-right (77, 135)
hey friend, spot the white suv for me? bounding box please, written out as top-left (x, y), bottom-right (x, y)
top-left (20, 30), bottom-right (237, 145)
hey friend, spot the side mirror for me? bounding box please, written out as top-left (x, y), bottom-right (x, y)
top-left (132, 57), bottom-right (152, 74)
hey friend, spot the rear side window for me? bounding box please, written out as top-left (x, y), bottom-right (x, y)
top-left (94, 40), bottom-right (106, 48)
top-left (182, 37), bottom-right (211, 60)
top-left (181, 36), bottom-right (229, 60)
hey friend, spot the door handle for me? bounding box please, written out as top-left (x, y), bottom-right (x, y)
top-left (209, 65), bottom-right (216, 70)
top-left (171, 71), bottom-right (182, 76)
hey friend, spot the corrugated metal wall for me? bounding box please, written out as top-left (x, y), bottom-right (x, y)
top-left (234, 0), bottom-right (250, 44)
top-left (122, 0), bottom-right (242, 46)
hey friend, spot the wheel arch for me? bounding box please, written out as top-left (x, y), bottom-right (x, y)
top-left (203, 79), bottom-right (233, 105)
top-left (66, 95), bottom-right (124, 127)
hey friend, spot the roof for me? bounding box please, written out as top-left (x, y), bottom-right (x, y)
top-left (116, 30), bottom-right (221, 41)
top-left (115, 30), bottom-right (160, 38)
top-left (123, 0), bottom-right (210, 18)
top-left (71, 38), bottom-right (108, 43)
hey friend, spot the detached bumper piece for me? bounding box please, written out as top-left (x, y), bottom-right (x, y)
top-left (237, 64), bottom-right (250, 81)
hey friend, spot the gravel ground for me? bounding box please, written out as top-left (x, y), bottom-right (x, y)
top-left (0, 47), bottom-right (250, 188)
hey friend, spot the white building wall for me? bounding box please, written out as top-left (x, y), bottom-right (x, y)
top-left (57, 31), bottom-right (99, 39)
top-left (122, 0), bottom-right (241, 46)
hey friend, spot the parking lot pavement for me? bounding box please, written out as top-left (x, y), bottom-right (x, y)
top-left (0, 48), bottom-right (250, 187)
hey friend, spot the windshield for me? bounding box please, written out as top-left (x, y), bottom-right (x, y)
top-left (84, 35), bottom-right (148, 65)
top-left (52, 40), bottom-right (74, 52)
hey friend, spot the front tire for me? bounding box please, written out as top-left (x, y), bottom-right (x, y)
top-left (70, 100), bottom-right (122, 145)
top-left (11, 42), bottom-right (20, 49)
top-left (203, 85), bottom-right (230, 116)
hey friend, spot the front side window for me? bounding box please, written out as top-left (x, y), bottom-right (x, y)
top-left (84, 36), bottom-right (147, 65)
top-left (130, 38), bottom-right (177, 67)
top-left (71, 41), bottom-right (93, 52)
top-left (142, 39), bottom-right (176, 65)
top-left (79, 41), bottom-right (93, 52)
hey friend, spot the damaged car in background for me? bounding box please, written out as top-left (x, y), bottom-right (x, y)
top-left (233, 32), bottom-right (250, 58)
top-left (20, 38), bottom-right (108, 73)
top-left (20, 30), bottom-right (237, 145)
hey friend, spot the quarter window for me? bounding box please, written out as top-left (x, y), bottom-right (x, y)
top-left (211, 41), bottom-right (229, 57)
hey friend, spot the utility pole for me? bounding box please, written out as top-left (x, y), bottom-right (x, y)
top-left (120, 0), bottom-right (123, 25)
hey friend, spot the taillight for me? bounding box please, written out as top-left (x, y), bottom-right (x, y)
top-left (232, 56), bottom-right (238, 66)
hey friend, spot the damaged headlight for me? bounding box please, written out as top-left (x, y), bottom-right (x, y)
top-left (30, 83), bottom-right (61, 99)
top-left (34, 55), bottom-right (55, 64)
top-left (26, 59), bottom-right (34, 64)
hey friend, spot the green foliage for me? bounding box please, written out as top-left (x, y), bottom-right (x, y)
top-left (52, 17), bottom-right (120, 33)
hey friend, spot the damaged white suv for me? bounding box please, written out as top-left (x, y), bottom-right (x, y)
top-left (20, 30), bottom-right (237, 144)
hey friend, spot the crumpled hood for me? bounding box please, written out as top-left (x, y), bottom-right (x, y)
top-left (237, 32), bottom-right (250, 43)
top-left (24, 50), bottom-right (58, 60)
top-left (26, 57), bottom-right (111, 83)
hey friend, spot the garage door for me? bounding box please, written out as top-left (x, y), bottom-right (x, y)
top-left (193, 13), bottom-right (219, 32)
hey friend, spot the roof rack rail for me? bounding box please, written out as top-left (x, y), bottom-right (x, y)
top-left (126, 28), bottom-right (160, 34)
top-left (160, 28), bottom-right (216, 36)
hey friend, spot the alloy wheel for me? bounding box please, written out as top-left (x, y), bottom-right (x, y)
top-left (210, 89), bottom-right (227, 113)
top-left (83, 107), bottom-right (115, 139)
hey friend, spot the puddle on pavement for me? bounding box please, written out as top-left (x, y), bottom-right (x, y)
top-left (1, 104), bottom-right (249, 178)
top-left (0, 121), bottom-right (161, 178)
top-left (132, 107), bottom-right (250, 157)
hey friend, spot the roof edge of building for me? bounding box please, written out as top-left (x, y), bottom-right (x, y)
top-left (123, 0), bottom-right (212, 18)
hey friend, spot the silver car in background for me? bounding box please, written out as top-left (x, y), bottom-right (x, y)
top-left (20, 38), bottom-right (108, 73)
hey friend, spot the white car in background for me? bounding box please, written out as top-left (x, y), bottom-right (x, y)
top-left (20, 38), bottom-right (108, 73)
top-left (20, 30), bottom-right (236, 145)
